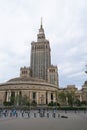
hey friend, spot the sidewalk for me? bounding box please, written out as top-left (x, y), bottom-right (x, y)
top-left (0, 112), bottom-right (87, 130)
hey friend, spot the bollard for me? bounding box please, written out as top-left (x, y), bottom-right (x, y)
top-left (53, 113), bottom-right (56, 118)
top-left (75, 110), bottom-right (76, 113)
top-left (58, 113), bottom-right (60, 118)
top-left (43, 111), bottom-right (45, 117)
top-left (47, 113), bottom-right (49, 118)
top-left (4, 112), bottom-right (6, 118)
top-left (0, 112), bottom-right (1, 118)
top-left (10, 112), bottom-right (12, 117)
top-left (38, 109), bottom-right (40, 113)
top-left (40, 112), bottom-right (42, 117)
top-left (40, 112), bottom-right (43, 118)
top-left (22, 112), bottom-right (24, 117)
top-left (16, 112), bottom-right (18, 118)
top-left (84, 110), bottom-right (86, 113)
top-left (65, 110), bottom-right (67, 113)
top-left (27, 112), bottom-right (30, 118)
top-left (34, 113), bottom-right (36, 118)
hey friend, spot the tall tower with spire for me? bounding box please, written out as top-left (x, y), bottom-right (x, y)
top-left (30, 20), bottom-right (51, 80)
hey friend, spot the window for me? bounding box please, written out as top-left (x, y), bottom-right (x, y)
top-left (32, 92), bottom-right (36, 100)
top-left (22, 71), bottom-right (27, 74)
top-left (50, 74), bottom-right (55, 84)
top-left (51, 93), bottom-right (53, 100)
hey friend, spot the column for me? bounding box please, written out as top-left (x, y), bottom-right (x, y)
top-left (30, 91), bottom-right (32, 104)
top-left (36, 92), bottom-right (38, 105)
top-left (80, 95), bottom-right (82, 102)
top-left (6, 91), bottom-right (11, 102)
top-left (53, 92), bottom-right (56, 102)
top-left (46, 91), bottom-right (48, 104)
top-left (15, 91), bottom-right (19, 106)
top-left (47, 92), bottom-right (51, 104)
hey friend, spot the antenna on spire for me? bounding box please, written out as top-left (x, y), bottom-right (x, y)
top-left (41, 17), bottom-right (43, 28)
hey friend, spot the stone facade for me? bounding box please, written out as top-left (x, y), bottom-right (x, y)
top-left (30, 23), bottom-right (51, 81)
top-left (48, 66), bottom-right (58, 86)
top-left (1, 21), bottom-right (86, 106)
top-left (82, 81), bottom-right (87, 101)
top-left (0, 78), bottom-right (57, 105)
top-left (0, 22), bottom-right (59, 106)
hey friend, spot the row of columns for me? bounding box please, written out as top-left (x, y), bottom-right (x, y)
top-left (5, 90), bottom-right (56, 105)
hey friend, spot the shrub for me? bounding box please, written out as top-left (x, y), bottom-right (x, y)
top-left (48, 102), bottom-right (60, 107)
top-left (3, 101), bottom-right (13, 106)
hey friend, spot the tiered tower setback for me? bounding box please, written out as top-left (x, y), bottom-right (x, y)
top-left (30, 22), bottom-right (51, 81)
top-left (0, 21), bottom-right (59, 105)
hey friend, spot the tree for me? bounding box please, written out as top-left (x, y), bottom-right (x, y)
top-left (31, 100), bottom-right (37, 106)
top-left (66, 91), bottom-right (75, 106)
top-left (21, 95), bottom-right (30, 106)
top-left (74, 99), bottom-right (81, 106)
top-left (3, 101), bottom-right (12, 106)
top-left (81, 101), bottom-right (87, 106)
top-left (58, 91), bottom-right (67, 105)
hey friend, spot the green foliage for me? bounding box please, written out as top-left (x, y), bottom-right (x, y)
top-left (58, 91), bottom-right (67, 105)
top-left (58, 92), bottom-right (66, 102)
top-left (53, 102), bottom-right (60, 106)
top-left (74, 99), bottom-right (81, 106)
top-left (48, 102), bottom-right (60, 106)
top-left (81, 101), bottom-right (87, 106)
top-left (58, 91), bottom-right (78, 106)
top-left (21, 95), bottom-right (30, 106)
top-left (31, 100), bottom-right (37, 106)
top-left (66, 92), bottom-right (75, 106)
top-left (3, 101), bottom-right (13, 106)
top-left (57, 106), bottom-right (87, 110)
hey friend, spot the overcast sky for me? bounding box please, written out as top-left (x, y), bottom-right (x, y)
top-left (0, 0), bottom-right (87, 89)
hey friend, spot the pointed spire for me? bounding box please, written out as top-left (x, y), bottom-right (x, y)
top-left (41, 17), bottom-right (43, 29)
top-left (37, 18), bottom-right (45, 42)
top-left (39, 17), bottom-right (44, 33)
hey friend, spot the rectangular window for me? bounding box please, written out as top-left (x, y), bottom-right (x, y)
top-left (32, 92), bottom-right (36, 100)
top-left (51, 93), bottom-right (53, 100)
top-left (50, 74), bottom-right (55, 84)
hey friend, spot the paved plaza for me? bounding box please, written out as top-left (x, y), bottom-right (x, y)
top-left (0, 110), bottom-right (87, 130)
